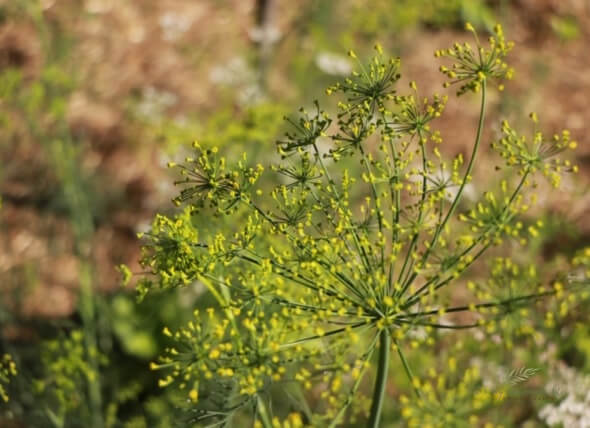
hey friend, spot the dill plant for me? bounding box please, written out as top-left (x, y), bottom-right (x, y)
top-left (134, 24), bottom-right (585, 426)
top-left (32, 330), bottom-right (107, 426)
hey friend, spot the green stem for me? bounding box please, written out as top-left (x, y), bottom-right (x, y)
top-left (395, 340), bottom-right (421, 398)
top-left (397, 134), bottom-right (428, 289)
top-left (367, 330), bottom-right (390, 428)
top-left (403, 82), bottom-right (487, 292)
top-left (329, 332), bottom-right (380, 428)
top-left (256, 395), bottom-right (273, 428)
top-left (358, 144), bottom-right (385, 273)
top-left (387, 140), bottom-right (401, 293)
top-left (428, 82), bottom-right (487, 257)
top-left (402, 167), bottom-right (531, 308)
top-left (312, 143), bottom-right (371, 271)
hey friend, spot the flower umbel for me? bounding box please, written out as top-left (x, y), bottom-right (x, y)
top-left (492, 115), bottom-right (578, 188)
top-left (436, 23), bottom-right (514, 95)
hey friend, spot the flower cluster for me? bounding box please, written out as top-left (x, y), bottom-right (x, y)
top-left (465, 257), bottom-right (541, 349)
top-left (271, 151), bottom-right (323, 188)
top-left (380, 84), bottom-right (448, 142)
top-left (572, 247), bottom-right (590, 282)
top-left (458, 182), bottom-right (528, 246)
top-left (540, 364), bottom-right (590, 427)
top-left (152, 305), bottom-right (370, 425)
top-left (327, 44), bottom-right (400, 110)
top-left (0, 354), bottom-right (17, 403)
top-left (135, 208), bottom-right (204, 298)
top-left (400, 363), bottom-right (508, 427)
top-left (542, 246), bottom-right (590, 328)
top-left (492, 115), bottom-right (578, 187)
top-left (436, 23), bottom-right (514, 95)
top-left (277, 102), bottom-right (332, 157)
top-left (135, 24), bottom-right (582, 426)
top-left (33, 330), bottom-right (106, 419)
top-left (253, 412), bottom-right (305, 428)
top-left (169, 141), bottom-right (264, 212)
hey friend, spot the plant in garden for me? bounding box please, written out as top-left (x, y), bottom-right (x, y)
top-left (32, 330), bottom-right (107, 427)
top-left (399, 362), bottom-right (509, 427)
top-left (133, 24), bottom-right (586, 426)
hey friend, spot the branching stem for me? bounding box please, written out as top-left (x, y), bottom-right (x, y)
top-left (403, 82), bottom-right (488, 292)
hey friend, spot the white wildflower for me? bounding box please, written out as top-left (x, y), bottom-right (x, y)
top-left (248, 26), bottom-right (281, 45)
top-left (136, 87), bottom-right (178, 119)
top-left (315, 52), bottom-right (353, 76)
top-left (159, 12), bottom-right (192, 42)
top-left (539, 363), bottom-right (590, 427)
top-left (209, 57), bottom-right (255, 86)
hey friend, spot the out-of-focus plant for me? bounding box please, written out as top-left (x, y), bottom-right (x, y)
top-left (0, 66), bottom-right (178, 424)
top-left (348, 0), bottom-right (496, 37)
top-left (0, 4), bottom-right (107, 426)
top-left (550, 15), bottom-right (580, 41)
top-left (32, 331), bottom-right (106, 427)
top-left (0, 354), bottom-right (17, 403)
top-left (149, 104), bottom-right (287, 166)
top-left (131, 23), bottom-right (587, 426)
top-left (0, 7), bottom-right (293, 426)
top-left (0, 62), bottom-right (107, 426)
top-left (399, 363), bottom-right (508, 426)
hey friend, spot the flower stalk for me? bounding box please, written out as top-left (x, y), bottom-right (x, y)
top-left (367, 330), bottom-right (391, 428)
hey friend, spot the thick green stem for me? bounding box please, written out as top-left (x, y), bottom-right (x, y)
top-left (367, 330), bottom-right (390, 428)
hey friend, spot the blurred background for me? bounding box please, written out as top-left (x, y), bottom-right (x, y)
top-left (1, 0), bottom-right (590, 426)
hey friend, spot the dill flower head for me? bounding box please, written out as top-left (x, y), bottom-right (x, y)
top-left (436, 23), bottom-right (514, 95)
top-left (169, 141), bottom-right (264, 212)
top-left (492, 114), bottom-right (578, 188)
top-left (133, 24), bottom-right (582, 426)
